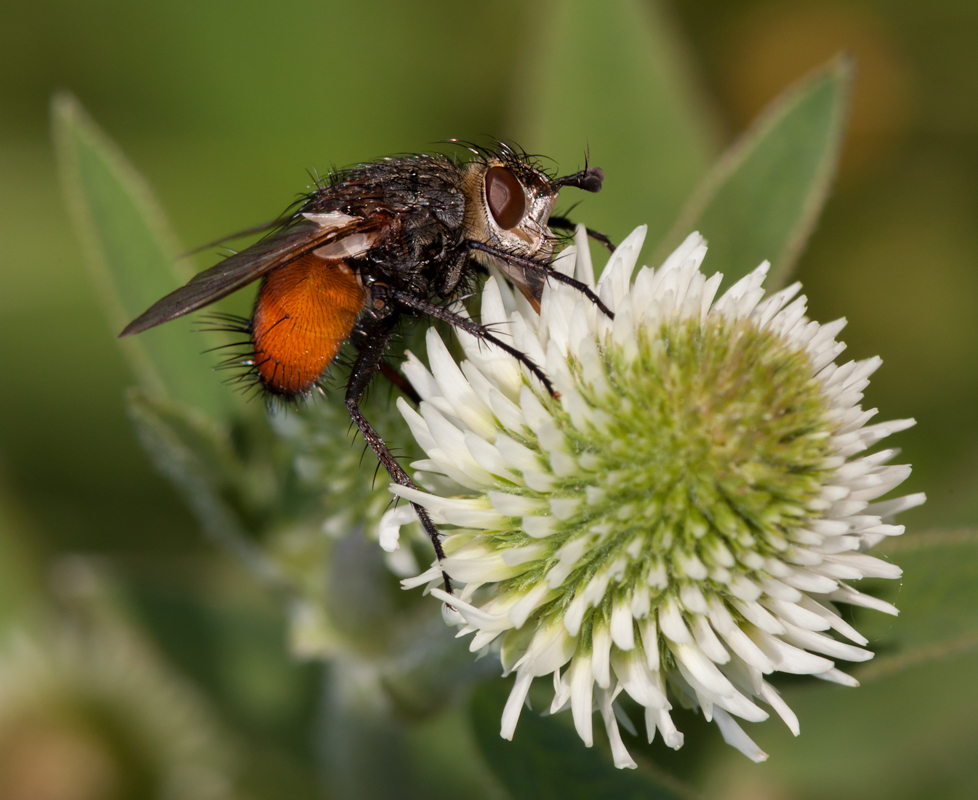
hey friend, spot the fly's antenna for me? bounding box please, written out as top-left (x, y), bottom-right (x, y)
top-left (551, 166), bottom-right (604, 194)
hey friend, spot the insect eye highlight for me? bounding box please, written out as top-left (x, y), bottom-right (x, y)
top-left (485, 166), bottom-right (526, 230)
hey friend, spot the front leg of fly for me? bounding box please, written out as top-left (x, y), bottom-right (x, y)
top-left (434, 246), bottom-right (470, 297)
top-left (547, 215), bottom-right (617, 253)
top-left (464, 239), bottom-right (615, 320)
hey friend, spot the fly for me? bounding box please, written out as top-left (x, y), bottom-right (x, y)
top-left (121, 142), bottom-right (613, 593)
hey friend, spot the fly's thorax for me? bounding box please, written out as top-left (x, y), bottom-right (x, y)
top-left (461, 158), bottom-right (558, 284)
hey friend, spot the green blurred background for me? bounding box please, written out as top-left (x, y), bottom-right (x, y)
top-left (1, 1), bottom-right (976, 799)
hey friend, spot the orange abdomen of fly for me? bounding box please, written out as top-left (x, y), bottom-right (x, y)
top-left (251, 254), bottom-right (366, 396)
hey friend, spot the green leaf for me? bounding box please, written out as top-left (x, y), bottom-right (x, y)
top-left (511, 0), bottom-right (717, 251)
top-left (52, 92), bottom-right (239, 421)
top-left (753, 530), bottom-right (978, 799)
top-left (853, 529), bottom-right (978, 682)
top-left (655, 57), bottom-right (852, 290)
top-left (124, 388), bottom-right (276, 581)
top-left (470, 682), bottom-right (690, 800)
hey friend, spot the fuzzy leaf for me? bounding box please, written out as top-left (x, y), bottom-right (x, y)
top-left (53, 93), bottom-right (239, 421)
top-left (655, 57), bottom-right (852, 289)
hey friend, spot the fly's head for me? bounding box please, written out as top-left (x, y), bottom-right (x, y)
top-left (460, 148), bottom-right (603, 292)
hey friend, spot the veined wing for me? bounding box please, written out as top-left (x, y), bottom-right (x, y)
top-left (120, 212), bottom-right (386, 337)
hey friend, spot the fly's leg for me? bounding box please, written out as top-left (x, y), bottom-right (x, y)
top-left (345, 320), bottom-right (453, 595)
top-left (465, 240), bottom-right (615, 320)
top-left (547, 215), bottom-right (617, 253)
top-left (375, 286), bottom-right (556, 397)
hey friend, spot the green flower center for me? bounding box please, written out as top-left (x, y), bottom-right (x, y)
top-left (482, 316), bottom-right (836, 634)
top-left (580, 317), bottom-right (833, 558)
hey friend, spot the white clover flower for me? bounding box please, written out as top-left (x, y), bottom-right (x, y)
top-left (382, 226), bottom-right (924, 767)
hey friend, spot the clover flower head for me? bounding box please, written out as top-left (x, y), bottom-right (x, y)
top-left (382, 226), bottom-right (924, 766)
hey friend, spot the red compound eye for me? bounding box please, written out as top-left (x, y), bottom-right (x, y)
top-left (485, 166), bottom-right (526, 229)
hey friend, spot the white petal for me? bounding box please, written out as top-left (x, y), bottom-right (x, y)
top-left (523, 515), bottom-right (557, 538)
top-left (479, 276), bottom-right (513, 327)
top-left (610, 601), bottom-right (636, 650)
top-left (646, 707), bottom-right (683, 749)
top-left (390, 484), bottom-right (504, 528)
top-left (659, 231), bottom-right (706, 273)
top-left (866, 492), bottom-right (926, 519)
top-left (488, 388), bottom-right (526, 433)
top-left (401, 351), bottom-right (441, 402)
top-left (761, 598), bottom-right (831, 632)
top-left (796, 595), bottom-right (868, 645)
top-left (658, 599), bottom-right (693, 644)
top-left (690, 613), bottom-right (730, 663)
top-left (487, 492), bottom-right (547, 516)
top-left (547, 535), bottom-right (592, 588)
top-left (500, 669), bottom-right (534, 740)
top-left (428, 589), bottom-right (509, 631)
top-left (827, 584), bottom-right (900, 616)
top-left (378, 504), bottom-right (417, 552)
top-left (758, 681), bottom-right (800, 735)
top-left (400, 566), bottom-right (442, 591)
top-left (591, 623), bottom-right (613, 689)
top-left (751, 629), bottom-right (834, 675)
top-left (519, 385), bottom-right (553, 437)
top-left (824, 551), bottom-right (902, 579)
top-left (611, 649), bottom-right (668, 709)
top-left (425, 328), bottom-right (497, 439)
top-left (598, 226), bottom-right (646, 309)
top-left (464, 433), bottom-right (518, 482)
top-left (672, 642), bottom-right (741, 702)
top-left (814, 668), bottom-right (860, 687)
top-left (713, 707), bottom-right (768, 762)
top-left (508, 582), bottom-right (554, 629)
top-left (780, 622), bottom-right (873, 662)
top-left (598, 689), bottom-right (638, 769)
top-left (572, 225), bottom-right (595, 286)
top-left (396, 397), bottom-right (437, 454)
top-left (441, 549), bottom-right (517, 583)
top-left (515, 621), bottom-right (577, 676)
top-left (501, 542), bottom-right (548, 567)
top-left (639, 616), bottom-right (660, 672)
top-left (731, 599), bottom-right (786, 635)
top-left (493, 433), bottom-right (543, 473)
top-left (568, 652), bottom-right (595, 746)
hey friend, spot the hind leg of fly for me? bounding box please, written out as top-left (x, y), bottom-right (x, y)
top-left (344, 318), bottom-right (453, 595)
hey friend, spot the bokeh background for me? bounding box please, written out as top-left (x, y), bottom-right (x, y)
top-left (1, 1), bottom-right (976, 799)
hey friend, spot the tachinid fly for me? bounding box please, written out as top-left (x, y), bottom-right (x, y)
top-left (121, 142), bottom-right (613, 592)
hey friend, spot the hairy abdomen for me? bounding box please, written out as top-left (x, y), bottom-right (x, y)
top-left (252, 255), bottom-right (365, 396)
